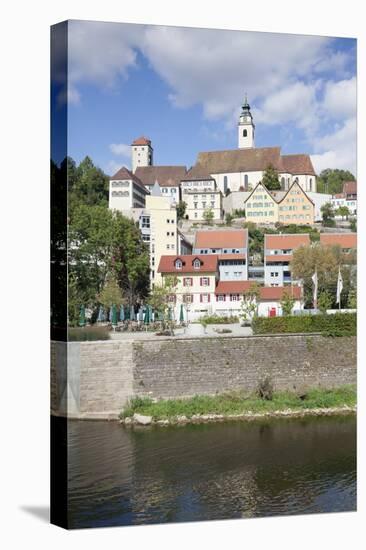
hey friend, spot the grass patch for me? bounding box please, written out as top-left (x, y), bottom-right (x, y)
top-left (120, 385), bottom-right (356, 420)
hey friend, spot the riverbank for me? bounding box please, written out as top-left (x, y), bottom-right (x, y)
top-left (120, 385), bottom-right (356, 426)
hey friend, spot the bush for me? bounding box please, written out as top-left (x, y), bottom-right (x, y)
top-left (200, 315), bottom-right (239, 325)
top-left (257, 377), bottom-right (274, 400)
top-left (68, 326), bottom-right (111, 341)
top-left (252, 312), bottom-right (356, 337)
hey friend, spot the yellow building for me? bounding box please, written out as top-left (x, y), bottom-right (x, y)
top-left (244, 182), bottom-right (278, 224)
top-left (244, 181), bottom-right (314, 225)
top-left (277, 181), bottom-right (314, 225)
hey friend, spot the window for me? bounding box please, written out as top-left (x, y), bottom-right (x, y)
top-left (202, 202), bottom-right (207, 208)
top-left (194, 203), bottom-right (198, 209)
top-left (183, 277), bottom-right (193, 286)
top-left (183, 294), bottom-right (193, 303)
top-left (244, 174), bottom-right (248, 187)
top-left (271, 272), bottom-right (279, 277)
top-left (200, 293), bottom-right (210, 303)
top-left (211, 201), bottom-right (215, 207)
top-left (193, 259), bottom-right (201, 269)
top-left (167, 294), bottom-right (176, 303)
top-left (230, 294), bottom-right (240, 301)
top-left (175, 259), bottom-right (182, 269)
top-left (243, 129), bottom-right (247, 137)
top-left (216, 295), bottom-right (226, 301)
top-left (200, 277), bottom-right (209, 286)
top-left (167, 219), bottom-right (170, 223)
top-left (223, 176), bottom-right (228, 193)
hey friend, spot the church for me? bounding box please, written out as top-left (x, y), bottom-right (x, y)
top-left (109, 96), bottom-right (317, 222)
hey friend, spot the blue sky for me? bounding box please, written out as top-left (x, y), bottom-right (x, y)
top-left (63, 21), bottom-right (356, 176)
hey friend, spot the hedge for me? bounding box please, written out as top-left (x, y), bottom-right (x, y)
top-left (252, 312), bottom-right (356, 337)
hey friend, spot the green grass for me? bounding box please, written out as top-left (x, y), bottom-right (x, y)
top-left (68, 326), bottom-right (110, 341)
top-left (120, 385), bottom-right (356, 420)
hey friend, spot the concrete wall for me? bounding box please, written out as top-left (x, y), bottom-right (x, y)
top-left (51, 335), bottom-right (356, 419)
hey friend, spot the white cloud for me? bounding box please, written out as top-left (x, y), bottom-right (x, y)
top-left (105, 159), bottom-right (130, 176)
top-left (322, 77), bottom-right (356, 119)
top-left (311, 117), bottom-right (356, 174)
top-left (109, 143), bottom-right (131, 157)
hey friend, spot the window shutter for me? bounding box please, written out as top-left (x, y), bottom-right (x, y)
top-left (200, 277), bottom-right (203, 286)
top-left (183, 278), bottom-right (186, 287)
top-left (223, 295), bottom-right (226, 302)
top-left (208, 294), bottom-right (210, 302)
top-left (200, 294), bottom-right (202, 302)
top-left (190, 278), bottom-right (193, 286)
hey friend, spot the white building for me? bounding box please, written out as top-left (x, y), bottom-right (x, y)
top-left (264, 233), bottom-right (310, 286)
top-left (307, 192), bottom-right (332, 221)
top-left (181, 168), bottom-right (223, 220)
top-left (109, 166), bottom-right (149, 211)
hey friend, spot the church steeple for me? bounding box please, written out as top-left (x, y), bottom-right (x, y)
top-left (238, 94), bottom-right (255, 149)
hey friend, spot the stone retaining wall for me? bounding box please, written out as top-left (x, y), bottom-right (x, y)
top-left (51, 335), bottom-right (356, 419)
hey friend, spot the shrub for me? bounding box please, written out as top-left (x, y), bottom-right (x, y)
top-left (68, 326), bottom-right (110, 341)
top-left (252, 312), bottom-right (356, 337)
top-left (257, 377), bottom-right (274, 400)
top-left (200, 314), bottom-right (239, 324)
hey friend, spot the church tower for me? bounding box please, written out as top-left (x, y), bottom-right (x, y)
top-left (131, 136), bottom-right (153, 173)
top-left (238, 95), bottom-right (255, 149)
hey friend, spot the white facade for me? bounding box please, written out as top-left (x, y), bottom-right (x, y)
top-left (109, 178), bottom-right (147, 210)
top-left (238, 97), bottom-right (255, 149)
top-left (331, 196), bottom-right (357, 216)
top-left (132, 143), bottom-right (153, 173)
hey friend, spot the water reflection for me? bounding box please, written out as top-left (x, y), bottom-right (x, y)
top-left (67, 416), bottom-right (356, 528)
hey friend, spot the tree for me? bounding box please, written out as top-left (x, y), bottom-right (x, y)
top-left (176, 201), bottom-right (187, 220)
top-left (336, 205), bottom-right (350, 220)
top-left (280, 290), bottom-right (296, 316)
top-left (321, 202), bottom-right (335, 227)
top-left (316, 169), bottom-right (355, 195)
top-left (148, 275), bottom-right (178, 326)
top-left (317, 291), bottom-right (333, 313)
top-left (350, 218), bottom-right (357, 232)
top-left (347, 287), bottom-right (357, 309)
top-left (225, 213), bottom-right (234, 226)
top-left (262, 164), bottom-right (281, 190)
top-left (68, 205), bottom-right (150, 318)
top-left (239, 283), bottom-right (261, 322)
top-left (203, 207), bottom-right (214, 225)
top-left (68, 156), bottom-right (109, 218)
top-left (98, 277), bottom-right (123, 308)
top-left (291, 243), bottom-right (355, 308)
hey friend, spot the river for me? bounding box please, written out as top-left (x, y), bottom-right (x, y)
top-left (67, 415), bottom-right (356, 528)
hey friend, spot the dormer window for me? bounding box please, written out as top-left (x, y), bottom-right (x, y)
top-left (175, 259), bottom-right (183, 270)
top-left (193, 259), bottom-right (201, 270)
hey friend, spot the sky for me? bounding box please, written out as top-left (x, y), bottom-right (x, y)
top-left (61, 20), bottom-right (357, 177)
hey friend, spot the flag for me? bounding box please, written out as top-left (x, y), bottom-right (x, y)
top-left (311, 270), bottom-right (318, 307)
top-left (336, 267), bottom-right (343, 304)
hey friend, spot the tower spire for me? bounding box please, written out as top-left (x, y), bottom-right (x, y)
top-left (238, 93), bottom-right (255, 149)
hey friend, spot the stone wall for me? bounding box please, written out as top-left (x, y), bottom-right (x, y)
top-left (51, 335), bottom-right (356, 419)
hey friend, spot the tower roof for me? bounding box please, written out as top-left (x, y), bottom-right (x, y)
top-left (131, 136), bottom-right (151, 146)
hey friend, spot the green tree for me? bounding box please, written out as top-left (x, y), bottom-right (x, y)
top-left (68, 205), bottom-right (150, 317)
top-left (347, 287), bottom-right (357, 309)
top-left (176, 201), bottom-right (187, 220)
top-left (291, 244), bottom-right (355, 307)
top-left (316, 169), bottom-right (355, 195)
top-left (350, 218), bottom-right (357, 232)
top-left (336, 205), bottom-right (350, 220)
top-left (317, 291), bottom-right (333, 313)
top-left (280, 290), bottom-right (296, 316)
top-left (321, 202), bottom-right (335, 227)
top-left (203, 207), bottom-right (214, 225)
top-left (98, 277), bottom-right (124, 308)
top-left (262, 164), bottom-right (281, 190)
top-left (239, 283), bottom-right (261, 322)
top-left (68, 156), bottom-right (109, 217)
top-left (225, 213), bottom-right (234, 226)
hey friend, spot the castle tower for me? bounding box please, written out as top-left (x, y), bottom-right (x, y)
top-left (131, 136), bottom-right (153, 173)
top-left (238, 95), bottom-right (255, 149)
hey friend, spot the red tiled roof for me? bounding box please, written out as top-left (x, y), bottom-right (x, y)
top-left (181, 166), bottom-right (215, 181)
top-left (215, 281), bottom-right (254, 294)
top-left (218, 253), bottom-right (246, 260)
top-left (265, 233), bottom-right (310, 249)
top-left (320, 233), bottom-right (357, 249)
top-left (195, 229), bottom-right (248, 249)
top-left (281, 154), bottom-right (316, 176)
top-left (334, 193), bottom-right (345, 199)
top-left (131, 136), bottom-right (151, 146)
top-left (260, 286), bottom-right (302, 300)
top-left (265, 255), bottom-right (293, 263)
top-left (158, 255), bottom-right (218, 274)
top-left (342, 181), bottom-right (357, 195)
top-left (135, 165), bottom-right (187, 187)
top-left (110, 166), bottom-right (148, 193)
top-left (195, 147), bottom-right (283, 174)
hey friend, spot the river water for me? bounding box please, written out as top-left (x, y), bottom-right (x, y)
top-left (67, 415), bottom-right (356, 528)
